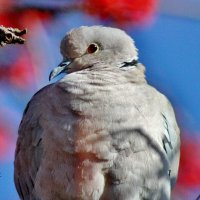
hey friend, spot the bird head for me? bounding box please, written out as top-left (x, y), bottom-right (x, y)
top-left (49, 26), bottom-right (138, 80)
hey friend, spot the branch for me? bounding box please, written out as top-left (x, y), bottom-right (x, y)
top-left (0, 26), bottom-right (27, 47)
top-left (0, 3), bottom-right (82, 15)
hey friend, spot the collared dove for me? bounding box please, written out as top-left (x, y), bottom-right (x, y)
top-left (14, 26), bottom-right (180, 200)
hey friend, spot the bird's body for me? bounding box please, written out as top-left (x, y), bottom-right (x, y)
top-left (14, 26), bottom-right (180, 200)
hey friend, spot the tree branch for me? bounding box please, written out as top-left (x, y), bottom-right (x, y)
top-left (0, 3), bottom-right (83, 16)
top-left (0, 26), bottom-right (27, 47)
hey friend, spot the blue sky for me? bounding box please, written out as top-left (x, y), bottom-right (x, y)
top-left (132, 14), bottom-right (200, 132)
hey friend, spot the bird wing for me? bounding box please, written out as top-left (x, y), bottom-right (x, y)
top-left (14, 85), bottom-right (53, 200)
top-left (161, 99), bottom-right (180, 188)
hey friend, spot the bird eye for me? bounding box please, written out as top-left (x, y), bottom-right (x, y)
top-left (87, 43), bottom-right (99, 54)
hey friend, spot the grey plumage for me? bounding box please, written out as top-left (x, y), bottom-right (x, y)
top-left (14, 26), bottom-right (180, 200)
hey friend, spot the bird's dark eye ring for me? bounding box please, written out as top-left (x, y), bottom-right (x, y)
top-left (87, 43), bottom-right (99, 54)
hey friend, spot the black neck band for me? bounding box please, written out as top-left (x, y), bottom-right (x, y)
top-left (120, 59), bottom-right (138, 68)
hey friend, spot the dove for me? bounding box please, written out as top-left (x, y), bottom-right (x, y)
top-left (14, 26), bottom-right (180, 200)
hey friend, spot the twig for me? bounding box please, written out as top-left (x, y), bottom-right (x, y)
top-left (196, 194), bottom-right (200, 200)
top-left (0, 26), bottom-right (27, 47)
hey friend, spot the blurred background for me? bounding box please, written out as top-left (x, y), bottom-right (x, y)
top-left (0, 0), bottom-right (200, 199)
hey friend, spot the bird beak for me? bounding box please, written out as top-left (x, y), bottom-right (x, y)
top-left (49, 60), bottom-right (71, 81)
